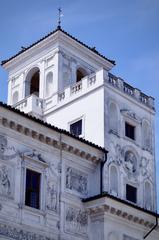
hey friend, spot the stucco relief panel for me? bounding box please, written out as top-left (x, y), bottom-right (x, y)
top-left (65, 205), bottom-right (88, 235)
top-left (65, 166), bottom-right (88, 196)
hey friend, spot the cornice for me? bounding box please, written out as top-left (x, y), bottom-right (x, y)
top-left (0, 116), bottom-right (102, 164)
top-left (86, 203), bottom-right (156, 229)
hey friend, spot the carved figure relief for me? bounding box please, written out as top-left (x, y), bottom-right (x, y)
top-left (140, 157), bottom-right (149, 177)
top-left (0, 165), bottom-right (11, 197)
top-left (65, 167), bottom-right (88, 195)
top-left (120, 109), bottom-right (140, 122)
top-left (23, 149), bottom-right (45, 163)
top-left (124, 151), bottom-right (137, 174)
top-left (65, 206), bottom-right (88, 235)
top-left (0, 135), bottom-right (17, 161)
top-left (47, 180), bottom-right (58, 211)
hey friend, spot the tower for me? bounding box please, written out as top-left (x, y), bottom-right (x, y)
top-left (1, 25), bottom-right (157, 232)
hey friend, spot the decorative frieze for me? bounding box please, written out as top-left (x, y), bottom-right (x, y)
top-left (65, 206), bottom-right (88, 235)
top-left (65, 167), bottom-right (88, 196)
top-left (0, 222), bottom-right (54, 240)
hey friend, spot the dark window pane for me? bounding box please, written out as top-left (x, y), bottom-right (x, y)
top-left (125, 122), bottom-right (135, 140)
top-left (25, 169), bottom-right (40, 209)
top-left (126, 184), bottom-right (137, 203)
top-left (70, 120), bottom-right (82, 136)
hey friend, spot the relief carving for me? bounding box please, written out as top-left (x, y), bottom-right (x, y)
top-left (140, 157), bottom-right (149, 177)
top-left (0, 135), bottom-right (17, 161)
top-left (0, 165), bottom-right (11, 197)
top-left (0, 223), bottom-right (54, 240)
top-left (47, 180), bottom-right (58, 211)
top-left (65, 206), bottom-right (88, 235)
top-left (120, 109), bottom-right (140, 122)
top-left (66, 167), bottom-right (88, 195)
top-left (124, 151), bottom-right (137, 175)
top-left (23, 149), bottom-right (45, 163)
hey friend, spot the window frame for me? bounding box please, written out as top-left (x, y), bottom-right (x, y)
top-left (125, 122), bottom-right (136, 140)
top-left (25, 168), bottom-right (41, 209)
top-left (126, 184), bottom-right (137, 204)
top-left (22, 153), bottom-right (48, 212)
top-left (68, 116), bottom-right (85, 138)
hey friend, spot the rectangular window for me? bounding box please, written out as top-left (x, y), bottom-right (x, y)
top-left (25, 169), bottom-right (41, 209)
top-left (126, 184), bottom-right (137, 203)
top-left (70, 119), bottom-right (82, 136)
top-left (125, 122), bottom-right (135, 140)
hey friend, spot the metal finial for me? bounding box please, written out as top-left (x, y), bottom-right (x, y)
top-left (58, 7), bottom-right (62, 28)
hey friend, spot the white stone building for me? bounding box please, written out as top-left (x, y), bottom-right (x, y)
top-left (0, 26), bottom-right (158, 239)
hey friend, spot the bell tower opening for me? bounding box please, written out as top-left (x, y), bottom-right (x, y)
top-left (25, 67), bottom-right (40, 97)
top-left (76, 68), bottom-right (87, 82)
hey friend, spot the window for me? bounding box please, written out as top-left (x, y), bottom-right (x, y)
top-left (25, 169), bottom-right (41, 209)
top-left (70, 119), bottom-right (82, 136)
top-left (126, 184), bottom-right (137, 203)
top-left (125, 122), bottom-right (135, 140)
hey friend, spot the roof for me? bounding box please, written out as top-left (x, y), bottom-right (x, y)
top-left (1, 26), bottom-right (115, 66)
top-left (83, 192), bottom-right (158, 217)
top-left (0, 101), bottom-right (108, 153)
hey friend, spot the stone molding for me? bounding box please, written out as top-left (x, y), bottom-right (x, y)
top-left (0, 117), bottom-right (102, 163)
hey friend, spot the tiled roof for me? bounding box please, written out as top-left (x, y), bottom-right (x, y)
top-left (1, 26), bottom-right (115, 66)
top-left (0, 101), bottom-right (108, 153)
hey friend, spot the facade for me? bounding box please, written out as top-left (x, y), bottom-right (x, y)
top-left (0, 26), bottom-right (158, 239)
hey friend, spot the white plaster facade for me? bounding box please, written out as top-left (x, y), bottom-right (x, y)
top-left (0, 26), bottom-right (158, 239)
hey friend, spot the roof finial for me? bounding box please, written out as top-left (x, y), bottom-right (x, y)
top-left (58, 7), bottom-right (63, 29)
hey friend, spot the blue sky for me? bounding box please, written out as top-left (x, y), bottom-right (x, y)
top-left (0, 0), bottom-right (159, 208)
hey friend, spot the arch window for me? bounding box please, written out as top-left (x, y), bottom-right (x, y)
top-left (109, 165), bottom-right (118, 196)
top-left (45, 72), bottom-right (53, 97)
top-left (25, 67), bottom-right (40, 97)
top-left (109, 103), bottom-right (118, 134)
top-left (76, 68), bottom-right (87, 82)
top-left (12, 91), bottom-right (19, 104)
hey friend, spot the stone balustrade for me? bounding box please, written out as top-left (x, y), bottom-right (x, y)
top-left (108, 73), bottom-right (155, 110)
top-left (14, 69), bottom-right (155, 116)
top-left (14, 94), bottom-right (43, 116)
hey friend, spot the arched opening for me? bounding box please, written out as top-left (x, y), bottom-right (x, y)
top-left (144, 181), bottom-right (152, 210)
top-left (12, 91), bottom-right (19, 104)
top-left (25, 67), bottom-right (40, 97)
top-left (110, 165), bottom-right (118, 196)
top-left (45, 72), bottom-right (53, 97)
top-left (142, 120), bottom-right (151, 150)
top-left (76, 68), bottom-right (87, 82)
top-left (109, 103), bottom-right (118, 134)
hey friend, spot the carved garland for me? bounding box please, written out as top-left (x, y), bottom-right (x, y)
top-left (0, 117), bottom-right (102, 163)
